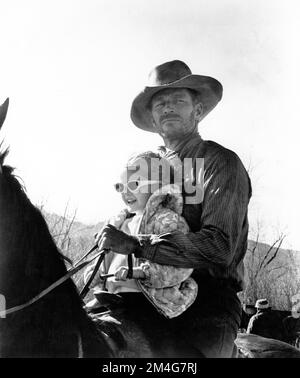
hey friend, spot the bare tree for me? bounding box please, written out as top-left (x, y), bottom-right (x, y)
top-left (242, 226), bottom-right (300, 310)
top-left (38, 202), bottom-right (76, 264)
top-left (38, 202), bottom-right (99, 291)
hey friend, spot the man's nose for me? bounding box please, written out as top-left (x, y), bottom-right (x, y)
top-left (163, 101), bottom-right (175, 113)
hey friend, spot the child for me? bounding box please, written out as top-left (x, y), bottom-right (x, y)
top-left (84, 151), bottom-right (197, 318)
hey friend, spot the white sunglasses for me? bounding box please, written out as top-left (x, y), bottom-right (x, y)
top-left (114, 180), bottom-right (159, 193)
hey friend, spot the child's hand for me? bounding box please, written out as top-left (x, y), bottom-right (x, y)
top-left (114, 266), bottom-right (146, 280)
top-left (114, 266), bottom-right (129, 281)
top-left (132, 267), bottom-right (146, 279)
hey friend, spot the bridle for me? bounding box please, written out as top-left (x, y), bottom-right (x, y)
top-left (0, 244), bottom-right (113, 358)
top-left (0, 245), bottom-right (110, 318)
top-left (79, 248), bottom-right (133, 297)
top-left (0, 231), bottom-right (133, 356)
top-left (0, 243), bottom-right (134, 314)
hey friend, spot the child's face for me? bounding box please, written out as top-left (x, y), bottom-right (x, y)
top-left (117, 159), bottom-right (159, 214)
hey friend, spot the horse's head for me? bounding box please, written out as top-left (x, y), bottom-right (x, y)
top-left (0, 98), bottom-right (71, 309)
top-left (0, 99), bottom-right (112, 357)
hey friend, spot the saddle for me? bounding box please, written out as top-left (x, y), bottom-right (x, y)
top-left (85, 290), bottom-right (126, 314)
top-left (86, 290), bottom-right (156, 357)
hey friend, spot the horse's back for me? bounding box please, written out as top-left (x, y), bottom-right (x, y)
top-left (236, 333), bottom-right (300, 358)
top-left (91, 306), bottom-right (200, 358)
top-left (92, 310), bottom-right (156, 357)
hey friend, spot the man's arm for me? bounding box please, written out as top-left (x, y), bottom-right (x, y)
top-left (135, 152), bottom-right (251, 270)
top-left (138, 210), bottom-right (193, 288)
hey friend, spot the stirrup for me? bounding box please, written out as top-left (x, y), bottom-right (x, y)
top-left (93, 290), bottom-right (125, 309)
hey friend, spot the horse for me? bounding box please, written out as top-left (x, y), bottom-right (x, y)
top-left (0, 99), bottom-right (113, 357)
top-left (0, 98), bottom-right (176, 358)
top-left (1, 98), bottom-right (300, 358)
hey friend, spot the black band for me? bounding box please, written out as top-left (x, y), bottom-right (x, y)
top-left (79, 251), bottom-right (106, 299)
top-left (126, 253), bottom-right (133, 279)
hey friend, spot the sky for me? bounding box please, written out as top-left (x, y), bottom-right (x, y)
top-left (0, 0), bottom-right (299, 250)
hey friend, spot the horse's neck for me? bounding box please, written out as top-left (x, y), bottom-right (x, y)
top-left (0, 171), bottom-right (111, 357)
top-left (2, 248), bottom-right (109, 356)
top-left (2, 241), bottom-right (85, 357)
top-left (2, 280), bottom-right (83, 357)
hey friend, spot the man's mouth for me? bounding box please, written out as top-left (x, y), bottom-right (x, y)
top-left (161, 117), bottom-right (180, 123)
top-left (161, 118), bottom-right (181, 126)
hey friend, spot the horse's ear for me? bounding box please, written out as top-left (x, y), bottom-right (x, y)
top-left (0, 98), bottom-right (9, 131)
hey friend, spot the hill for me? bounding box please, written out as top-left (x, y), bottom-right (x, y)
top-left (41, 210), bottom-right (104, 289)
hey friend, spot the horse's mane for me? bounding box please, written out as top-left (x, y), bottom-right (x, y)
top-left (0, 145), bottom-right (72, 266)
top-left (0, 146), bottom-right (18, 182)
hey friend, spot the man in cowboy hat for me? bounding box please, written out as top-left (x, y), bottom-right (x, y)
top-left (96, 60), bottom-right (252, 357)
top-left (247, 299), bottom-right (286, 341)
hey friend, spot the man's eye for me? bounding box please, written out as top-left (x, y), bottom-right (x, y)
top-left (154, 102), bottom-right (164, 109)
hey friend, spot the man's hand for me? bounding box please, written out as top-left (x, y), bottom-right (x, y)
top-left (96, 224), bottom-right (141, 255)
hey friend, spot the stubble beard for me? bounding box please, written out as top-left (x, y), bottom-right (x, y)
top-left (158, 110), bottom-right (197, 141)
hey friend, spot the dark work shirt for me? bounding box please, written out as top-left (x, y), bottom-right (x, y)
top-left (135, 133), bottom-right (252, 292)
top-left (247, 309), bottom-right (286, 341)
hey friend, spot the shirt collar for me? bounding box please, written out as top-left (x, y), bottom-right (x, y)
top-left (158, 132), bottom-right (203, 158)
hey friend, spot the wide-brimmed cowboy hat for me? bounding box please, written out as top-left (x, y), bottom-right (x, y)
top-left (255, 299), bottom-right (270, 310)
top-left (130, 60), bottom-right (223, 133)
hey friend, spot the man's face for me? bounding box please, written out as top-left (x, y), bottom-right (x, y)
top-left (149, 88), bottom-right (203, 139)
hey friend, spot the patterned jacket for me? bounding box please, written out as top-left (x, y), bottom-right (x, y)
top-left (84, 184), bottom-right (198, 318)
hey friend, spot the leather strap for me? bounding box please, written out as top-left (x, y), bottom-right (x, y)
top-left (126, 253), bottom-right (133, 279)
top-left (0, 247), bottom-right (104, 317)
top-left (79, 249), bottom-right (109, 299)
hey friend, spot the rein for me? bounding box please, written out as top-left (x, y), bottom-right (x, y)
top-left (1, 231), bottom-right (137, 317)
top-left (79, 252), bottom-right (134, 299)
top-left (79, 248), bottom-right (107, 299)
top-left (0, 245), bottom-right (109, 318)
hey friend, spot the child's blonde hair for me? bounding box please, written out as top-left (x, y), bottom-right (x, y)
top-left (126, 151), bottom-right (175, 186)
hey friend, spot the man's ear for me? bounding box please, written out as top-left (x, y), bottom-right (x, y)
top-left (194, 102), bottom-right (204, 121)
